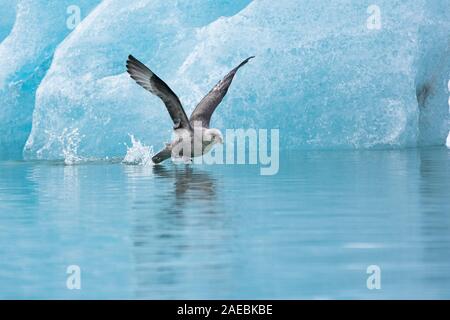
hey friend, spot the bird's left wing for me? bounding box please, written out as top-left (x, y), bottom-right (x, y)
top-left (126, 55), bottom-right (191, 130)
top-left (189, 56), bottom-right (254, 128)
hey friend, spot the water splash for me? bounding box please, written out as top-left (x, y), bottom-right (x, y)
top-left (122, 135), bottom-right (154, 166)
top-left (60, 128), bottom-right (83, 165)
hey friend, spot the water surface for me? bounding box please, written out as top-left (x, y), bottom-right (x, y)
top-left (0, 148), bottom-right (449, 299)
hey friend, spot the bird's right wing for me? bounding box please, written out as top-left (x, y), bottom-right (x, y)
top-left (126, 55), bottom-right (191, 130)
top-left (189, 56), bottom-right (255, 128)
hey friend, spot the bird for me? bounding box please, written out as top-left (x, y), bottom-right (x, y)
top-left (126, 54), bottom-right (254, 164)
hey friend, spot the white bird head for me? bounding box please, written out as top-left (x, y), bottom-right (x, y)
top-left (205, 128), bottom-right (223, 145)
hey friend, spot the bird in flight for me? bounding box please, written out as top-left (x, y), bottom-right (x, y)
top-left (126, 55), bottom-right (254, 164)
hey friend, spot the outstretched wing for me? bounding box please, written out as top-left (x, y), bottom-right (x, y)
top-left (126, 55), bottom-right (191, 130)
top-left (189, 56), bottom-right (254, 128)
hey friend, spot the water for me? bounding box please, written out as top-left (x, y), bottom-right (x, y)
top-left (0, 147), bottom-right (449, 299)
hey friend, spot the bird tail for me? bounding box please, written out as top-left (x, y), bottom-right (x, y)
top-left (152, 147), bottom-right (172, 164)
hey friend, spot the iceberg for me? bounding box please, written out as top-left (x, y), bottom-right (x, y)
top-left (415, 1), bottom-right (450, 145)
top-left (0, 0), bottom-right (446, 160)
top-left (24, 0), bottom-right (252, 160)
top-left (0, 0), bottom-right (99, 159)
top-left (0, 0), bottom-right (16, 43)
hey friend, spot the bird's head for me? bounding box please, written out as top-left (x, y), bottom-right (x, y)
top-left (205, 128), bottom-right (223, 145)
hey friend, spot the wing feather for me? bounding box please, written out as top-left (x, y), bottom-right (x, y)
top-left (126, 55), bottom-right (191, 130)
top-left (189, 56), bottom-right (254, 128)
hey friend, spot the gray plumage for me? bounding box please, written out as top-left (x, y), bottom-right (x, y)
top-left (126, 55), bottom-right (191, 130)
top-left (189, 56), bottom-right (255, 128)
top-left (126, 55), bottom-right (254, 164)
top-left (151, 146), bottom-right (172, 164)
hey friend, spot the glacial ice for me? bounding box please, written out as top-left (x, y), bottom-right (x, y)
top-left (0, 0), bottom-right (99, 159)
top-left (24, 0), bottom-right (252, 160)
top-left (0, 0), bottom-right (448, 160)
top-left (0, 0), bottom-right (16, 43)
top-left (415, 1), bottom-right (450, 145)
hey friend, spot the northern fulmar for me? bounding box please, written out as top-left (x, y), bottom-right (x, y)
top-left (126, 55), bottom-right (254, 164)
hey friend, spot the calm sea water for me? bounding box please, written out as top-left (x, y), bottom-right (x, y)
top-left (0, 147), bottom-right (449, 299)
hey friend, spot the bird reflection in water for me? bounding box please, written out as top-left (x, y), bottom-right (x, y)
top-left (129, 164), bottom-right (227, 298)
top-left (152, 165), bottom-right (217, 214)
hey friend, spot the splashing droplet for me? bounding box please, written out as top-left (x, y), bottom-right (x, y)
top-left (123, 135), bottom-right (154, 166)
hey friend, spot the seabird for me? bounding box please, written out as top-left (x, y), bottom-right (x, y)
top-left (126, 55), bottom-right (254, 164)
